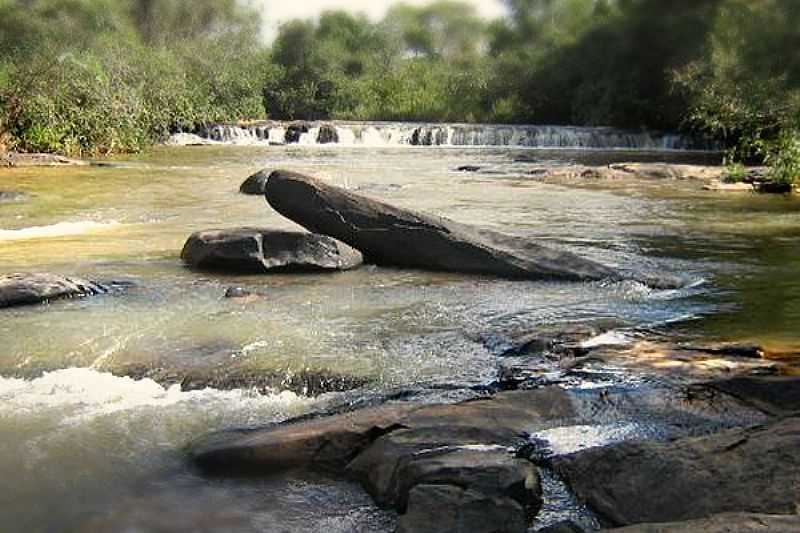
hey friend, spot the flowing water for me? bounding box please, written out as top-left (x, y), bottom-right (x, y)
top-left (1, 139), bottom-right (799, 532)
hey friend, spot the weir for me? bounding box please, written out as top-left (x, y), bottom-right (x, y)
top-left (200, 121), bottom-right (712, 150)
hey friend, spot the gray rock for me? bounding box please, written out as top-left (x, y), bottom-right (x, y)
top-left (191, 403), bottom-right (421, 475)
top-left (605, 512), bottom-right (800, 532)
top-left (264, 170), bottom-right (620, 282)
top-left (239, 170), bottom-right (271, 195)
top-left (396, 484), bottom-right (529, 533)
top-left (554, 416), bottom-right (800, 527)
top-left (0, 191), bottom-right (29, 203)
top-left (181, 228), bottom-right (363, 273)
top-left (0, 273), bottom-right (107, 308)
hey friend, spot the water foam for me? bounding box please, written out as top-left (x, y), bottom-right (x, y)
top-left (0, 368), bottom-right (312, 427)
top-left (0, 221), bottom-right (120, 241)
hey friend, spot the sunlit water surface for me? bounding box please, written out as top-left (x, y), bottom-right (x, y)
top-left (1, 145), bottom-right (798, 531)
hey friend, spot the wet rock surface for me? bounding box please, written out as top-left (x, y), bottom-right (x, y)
top-left (239, 169), bottom-right (271, 195)
top-left (181, 228), bottom-right (363, 273)
top-left (0, 273), bottom-right (108, 308)
top-left (188, 379), bottom-right (783, 532)
top-left (264, 170), bottom-right (620, 282)
top-left (699, 375), bottom-right (800, 417)
top-left (606, 512), bottom-right (800, 532)
top-left (553, 415), bottom-right (800, 527)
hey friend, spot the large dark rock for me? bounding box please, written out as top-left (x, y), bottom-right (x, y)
top-left (191, 388), bottom-right (568, 533)
top-left (699, 375), bottom-right (800, 417)
top-left (554, 416), bottom-right (800, 527)
top-left (191, 403), bottom-right (421, 475)
top-left (285, 123), bottom-right (309, 144)
top-left (181, 228), bottom-right (363, 273)
top-left (396, 484), bottom-right (529, 533)
top-left (317, 124), bottom-right (339, 144)
top-left (190, 387), bottom-right (572, 477)
top-left (607, 513), bottom-right (800, 532)
top-left (264, 170), bottom-right (620, 282)
top-left (239, 170), bottom-right (271, 195)
top-left (0, 273), bottom-right (107, 308)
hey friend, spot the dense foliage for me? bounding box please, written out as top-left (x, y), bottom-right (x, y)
top-left (0, 0), bottom-right (798, 181)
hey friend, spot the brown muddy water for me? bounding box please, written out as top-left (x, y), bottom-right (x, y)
top-left (0, 145), bottom-right (798, 532)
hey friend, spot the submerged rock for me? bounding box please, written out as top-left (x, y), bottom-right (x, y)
top-left (553, 416), bottom-right (800, 527)
top-left (264, 170), bottom-right (620, 282)
top-left (0, 152), bottom-right (88, 168)
top-left (0, 191), bottom-right (29, 203)
top-left (239, 169), bottom-right (271, 195)
top-left (181, 228), bottom-right (363, 273)
top-left (0, 273), bottom-right (107, 308)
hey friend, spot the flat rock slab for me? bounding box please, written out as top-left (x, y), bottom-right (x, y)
top-left (0, 273), bottom-right (107, 308)
top-left (264, 170), bottom-right (620, 282)
top-left (191, 403), bottom-right (421, 475)
top-left (239, 169), bottom-right (271, 195)
top-left (0, 153), bottom-right (88, 167)
top-left (181, 228), bottom-right (363, 273)
top-left (700, 376), bottom-right (800, 417)
top-left (607, 512), bottom-right (800, 532)
top-left (554, 416), bottom-right (800, 527)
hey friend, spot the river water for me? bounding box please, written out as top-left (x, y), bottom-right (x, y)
top-left (1, 144), bottom-right (798, 531)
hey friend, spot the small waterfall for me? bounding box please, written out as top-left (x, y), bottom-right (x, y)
top-left (197, 121), bottom-right (714, 151)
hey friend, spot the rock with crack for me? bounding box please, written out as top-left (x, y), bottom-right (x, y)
top-left (0, 273), bottom-right (108, 308)
top-left (605, 512), bottom-right (800, 532)
top-left (553, 416), bottom-right (800, 527)
top-left (263, 170), bottom-right (623, 283)
top-left (181, 228), bottom-right (363, 273)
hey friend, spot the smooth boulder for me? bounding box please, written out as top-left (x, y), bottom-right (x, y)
top-left (0, 273), bottom-right (107, 308)
top-left (554, 416), bottom-right (800, 527)
top-left (239, 170), bottom-right (271, 195)
top-left (264, 170), bottom-right (620, 282)
top-left (181, 228), bottom-right (363, 273)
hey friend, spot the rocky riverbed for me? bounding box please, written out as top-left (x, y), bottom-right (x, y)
top-left (1, 145), bottom-right (799, 531)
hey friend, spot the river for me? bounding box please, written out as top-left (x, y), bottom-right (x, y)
top-left (0, 141), bottom-right (798, 531)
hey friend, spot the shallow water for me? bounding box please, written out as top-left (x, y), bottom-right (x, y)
top-left (1, 144), bottom-right (798, 531)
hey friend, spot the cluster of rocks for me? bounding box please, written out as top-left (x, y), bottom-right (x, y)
top-left (456, 161), bottom-right (798, 194)
top-left (189, 374), bottom-right (800, 532)
top-left (184, 168), bottom-right (662, 288)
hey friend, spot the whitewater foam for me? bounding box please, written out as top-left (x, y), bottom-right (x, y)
top-left (0, 220), bottom-right (120, 241)
top-left (0, 368), bottom-right (313, 427)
